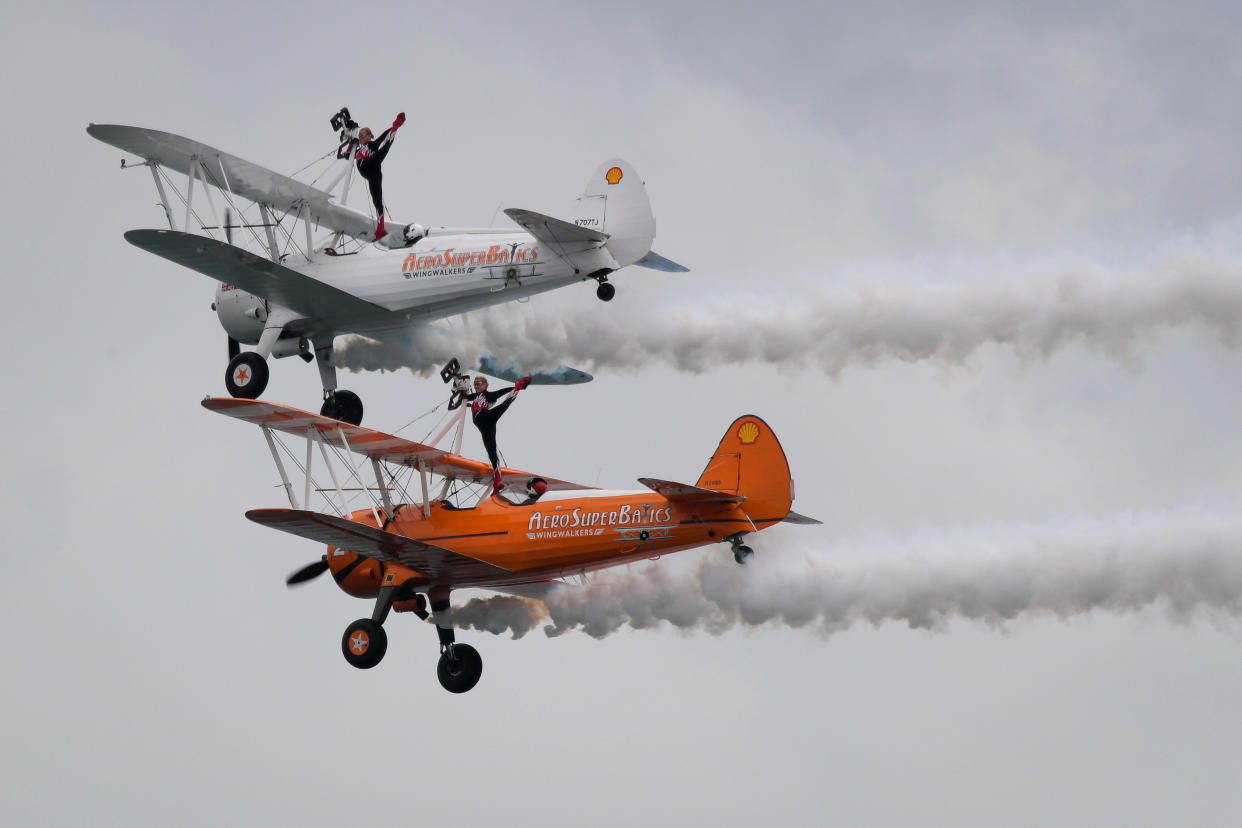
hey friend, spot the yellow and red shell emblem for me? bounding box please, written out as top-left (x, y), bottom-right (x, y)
top-left (605, 166), bottom-right (624, 185)
top-left (737, 421), bottom-right (760, 444)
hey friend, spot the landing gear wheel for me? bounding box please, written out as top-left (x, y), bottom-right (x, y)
top-left (225, 351), bottom-right (269, 399)
top-left (321, 390), bottom-right (364, 425)
top-left (341, 618), bottom-right (387, 669)
top-left (437, 643), bottom-right (483, 693)
top-left (733, 545), bottom-right (754, 565)
top-left (596, 281), bottom-right (616, 302)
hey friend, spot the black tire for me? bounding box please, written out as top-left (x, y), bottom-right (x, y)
top-left (437, 643), bottom-right (483, 693)
top-left (225, 351), bottom-right (269, 399)
top-left (596, 282), bottom-right (616, 302)
top-left (341, 618), bottom-right (387, 669)
top-left (320, 390), bottom-right (364, 425)
top-left (733, 545), bottom-right (754, 565)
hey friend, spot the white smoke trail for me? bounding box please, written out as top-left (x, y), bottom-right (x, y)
top-left (451, 501), bottom-right (1242, 639)
top-left (335, 256), bottom-right (1242, 376)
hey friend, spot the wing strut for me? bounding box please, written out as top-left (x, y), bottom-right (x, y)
top-left (262, 425), bottom-right (300, 509)
top-left (372, 458), bottom-right (394, 516)
top-left (147, 164), bottom-right (175, 230)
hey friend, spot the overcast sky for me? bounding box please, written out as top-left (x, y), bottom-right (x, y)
top-left (4, 1), bottom-right (1242, 825)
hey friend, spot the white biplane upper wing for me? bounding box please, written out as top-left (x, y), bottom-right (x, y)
top-left (203, 397), bottom-right (594, 491)
top-left (127, 229), bottom-right (387, 328)
top-left (87, 123), bottom-right (376, 241)
top-left (247, 508), bottom-right (511, 581)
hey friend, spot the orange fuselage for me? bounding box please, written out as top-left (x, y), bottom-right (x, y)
top-left (327, 491), bottom-right (779, 600)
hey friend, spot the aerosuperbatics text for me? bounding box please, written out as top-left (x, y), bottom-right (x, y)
top-left (526, 504), bottom-right (674, 540)
top-left (402, 244), bottom-right (539, 280)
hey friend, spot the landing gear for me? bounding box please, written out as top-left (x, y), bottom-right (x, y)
top-left (728, 534), bottom-right (754, 565)
top-left (225, 351), bottom-right (269, 399)
top-left (341, 618), bottom-right (387, 669)
top-left (596, 281), bottom-right (616, 302)
top-left (335, 584), bottom-right (485, 691)
top-left (429, 586), bottom-right (484, 693)
top-left (437, 643), bottom-right (483, 693)
top-left (314, 337), bottom-right (364, 425)
top-left (320, 389), bottom-right (363, 425)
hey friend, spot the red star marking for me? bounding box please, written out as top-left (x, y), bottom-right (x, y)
top-left (235, 367), bottom-right (250, 384)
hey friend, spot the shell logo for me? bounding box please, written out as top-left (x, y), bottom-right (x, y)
top-left (605, 166), bottom-right (623, 185)
top-left (738, 421), bottom-right (760, 444)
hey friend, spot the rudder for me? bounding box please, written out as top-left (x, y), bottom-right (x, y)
top-left (574, 158), bottom-right (656, 268)
top-left (695, 416), bottom-right (794, 527)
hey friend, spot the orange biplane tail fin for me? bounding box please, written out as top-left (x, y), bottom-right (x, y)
top-left (695, 415), bottom-right (796, 528)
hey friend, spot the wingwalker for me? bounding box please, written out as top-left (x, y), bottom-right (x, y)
top-left (87, 119), bottom-right (687, 426)
top-left (206, 397), bottom-right (820, 693)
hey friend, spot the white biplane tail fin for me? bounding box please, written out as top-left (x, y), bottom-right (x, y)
top-left (574, 158), bottom-right (657, 269)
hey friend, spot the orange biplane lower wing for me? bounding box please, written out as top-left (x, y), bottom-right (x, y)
top-left (247, 508), bottom-right (512, 582)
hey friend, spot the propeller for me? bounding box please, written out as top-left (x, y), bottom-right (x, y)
top-left (224, 207), bottom-right (233, 245)
top-left (286, 556), bottom-right (330, 587)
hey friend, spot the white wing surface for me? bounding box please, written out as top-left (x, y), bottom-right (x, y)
top-left (87, 124), bottom-right (376, 241)
top-left (126, 229), bottom-right (388, 327)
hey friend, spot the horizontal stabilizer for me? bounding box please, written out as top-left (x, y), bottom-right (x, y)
top-left (634, 251), bottom-right (689, 273)
top-left (477, 354), bottom-right (593, 385)
top-left (247, 508), bottom-right (511, 580)
top-left (637, 477), bottom-right (746, 503)
top-left (782, 510), bottom-right (823, 525)
top-left (504, 208), bottom-right (609, 245)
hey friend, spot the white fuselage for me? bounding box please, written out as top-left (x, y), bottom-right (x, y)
top-left (304, 230), bottom-right (616, 333)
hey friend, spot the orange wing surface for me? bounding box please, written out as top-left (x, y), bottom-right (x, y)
top-left (203, 397), bottom-right (592, 491)
top-left (248, 508), bottom-right (511, 581)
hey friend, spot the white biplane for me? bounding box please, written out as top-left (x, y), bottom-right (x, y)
top-left (87, 122), bottom-right (687, 424)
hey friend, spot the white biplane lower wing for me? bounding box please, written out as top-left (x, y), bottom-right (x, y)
top-left (87, 124), bottom-right (376, 241)
top-left (128, 229), bottom-right (387, 328)
top-left (247, 508), bottom-right (510, 581)
top-left (202, 396), bottom-right (593, 491)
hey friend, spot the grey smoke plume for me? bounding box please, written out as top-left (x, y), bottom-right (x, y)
top-left (450, 502), bottom-right (1242, 639)
top-left (335, 257), bottom-right (1242, 376)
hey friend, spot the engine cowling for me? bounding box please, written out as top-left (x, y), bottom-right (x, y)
top-left (212, 283), bottom-right (266, 345)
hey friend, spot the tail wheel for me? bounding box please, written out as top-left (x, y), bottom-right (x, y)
top-left (596, 282), bottom-right (616, 302)
top-left (341, 618), bottom-right (387, 669)
top-left (225, 351), bottom-right (269, 399)
top-left (437, 643), bottom-right (483, 693)
top-left (321, 390), bottom-right (364, 425)
top-left (733, 545), bottom-right (754, 565)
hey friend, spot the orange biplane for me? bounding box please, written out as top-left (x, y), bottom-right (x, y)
top-left (206, 397), bottom-right (818, 692)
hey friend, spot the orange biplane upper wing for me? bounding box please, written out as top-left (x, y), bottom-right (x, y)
top-left (247, 508), bottom-right (510, 581)
top-left (637, 477), bottom-right (746, 503)
top-left (203, 397), bottom-right (592, 490)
